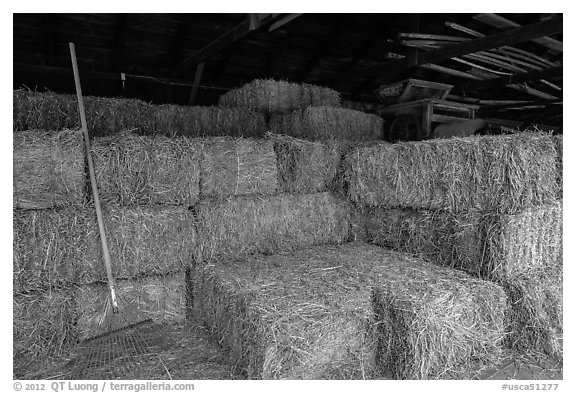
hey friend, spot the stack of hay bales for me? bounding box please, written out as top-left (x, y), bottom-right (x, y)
top-left (219, 79), bottom-right (383, 142)
top-left (344, 132), bottom-right (563, 360)
top-left (13, 90), bottom-right (267, 138)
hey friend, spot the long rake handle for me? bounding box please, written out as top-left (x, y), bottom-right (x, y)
top-left (69, 42), bottom-right (119, 313)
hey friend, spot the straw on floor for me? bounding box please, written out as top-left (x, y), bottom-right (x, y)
top-left (13, 206), bottom-right (197, 292)
top-left (193, 242), bottom-right (506, 379)
top-left (269, 106), bottom-right (383, 142)
top-left (218, 79), bottom-right (341, 113)
top-left (344, 133), bottom-right (559, 214)
top-left (195, 192), bottom-right (352, 263)
top-left (13, 129), bottom-right (85, 209)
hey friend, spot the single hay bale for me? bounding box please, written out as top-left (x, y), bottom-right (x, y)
top-left (13, 90), bottom-right (154, 137)
top-left (218, 79), bottom-right (341, 113)
top-left (372, 248), bottom-right (507, 379)
top-left (92, 132), bottom-right (202, 206)
top-left (340, 100), bottom-right (378, 113)
top-left (13, 90), bottom-right (78, 131)
top-left (13, 287), bottom-right (79, 373)
top-left (75, 274), bottom-right (187, 340)
top-left (269, 133), bottom-right (343, 193)
top-left (13, 206), bottom-right (197, 292)
top-left (195, 192), bottom-right (352, 263)
top-left (193, 242), bottom-right (505, 379)
top-left (553, 135), bottom-right (562, 196)
top-left (150, 104), bottom-right (267, 137)
top-left (13, 129), bottom-right (85, 209)
top-left (200, 137), bottom-right (278, 200)
top-left (193, 243), bottom-right (381, 379)
top-left (269, 106), bottom-right (384, 142)
top-left (503, 268), bottom-right (563, 360)
top-left (345, 133), bottom-right (559, 213)
top-left (365, 202), bottom-right (562, 280)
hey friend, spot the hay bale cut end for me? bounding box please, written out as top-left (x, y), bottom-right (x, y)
top-left (196, 192), bottom-right (352, 263)
top-left (270, 133), bottom-right (344, 194)
top-left (13, 288), bottom-right (79, 376)
top-left (371, 248), bottom-right (507, 379)
top-left (218, 79), bottom-right (341, 114)
top-left (553, 135), bottom-right (562, 196)
top-left (200, 137), bottom-right (278, 200)
top-left (150, 104), bottom-right (267, 138)
top-left (75, 274), bottom-right (188, 340)
top-left (194, 242), bottom-right (506, 379)
top-left (14, 129), bottom-right (85, 209)
top-left (13, 206), bottom-right (197, 292)
top-left (92, 132), bottom-right (202, 206)
top-left (345, 133), bottom-right (559, 213)
top-left (269, 106), bottom-right (384, 142)
top-left (503, 268), bottom-right (563, 360)
top-left (365, 202), bottom-right (562, 280)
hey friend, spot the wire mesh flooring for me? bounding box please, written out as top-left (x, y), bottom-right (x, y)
top-left (19, 321), bottom-right (235, 380)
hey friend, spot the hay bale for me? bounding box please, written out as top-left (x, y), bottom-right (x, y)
top-left (13, 206), bottom-right (197, 292)
top-left (13, 288), bottom-right (79, 373)
top-left (372, 248), bottom-right (507, 379)
top-left (151, 104), bottom-right (266, 137)
top-left (92, 132), bottom-right (202, 206)
top-left (13, 129), bottom-right (85, 209)
top-left (75, 274), bottom-right (188, 340)
top-left (218, 79), bottom-right (341, 113)
top-left (503, 267), bottom-right (563, 360)
top-left (200, 137), bottom-right (278, 200)
top-left (194, 242), bottom-right (505, 379)
top-left (195, 192), bottom-right (352, 263)
top-left (366, 202), bottom-right (562, 280)
top-left (345, 133), bottom-right (559, 213)
top-left (553, 135), bottom-right (562, 196)
top-left (269, 106), bottom-right (383, 142)
top-left (13, 90), bottom-right (154, 137)
top-left (270, 133), bottom-right (343, 193)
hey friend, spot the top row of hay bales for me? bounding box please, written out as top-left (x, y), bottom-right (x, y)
top-left (13, 90), bottom-right (266, 138)
top-left (217, 79), bottom-right (341, 114)
top-left (14, 83), bottom-right (385, 142)
top-left (218, 79), bottom-right (384, 142)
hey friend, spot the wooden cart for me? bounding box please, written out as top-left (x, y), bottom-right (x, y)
top-left (377, 99), bottom-right (480, 141)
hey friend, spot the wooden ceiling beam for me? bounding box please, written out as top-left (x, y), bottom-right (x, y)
top-left (458, 66), bottom-right (563, 91)
top-left (297, 24), bottom-right (343, 82)
top-left (318, 17), bottom-right (562, 83)
top-left (473, 13), bottom-right (563, 52)
top-left (171, 14), bottom-right (276, 77)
